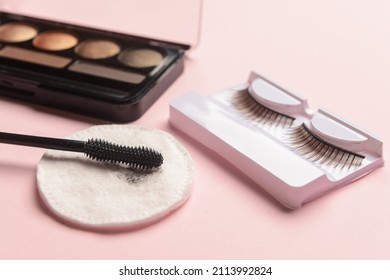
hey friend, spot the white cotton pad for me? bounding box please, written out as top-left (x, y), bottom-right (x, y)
top-left (36, 124), bottom-right (193, 231)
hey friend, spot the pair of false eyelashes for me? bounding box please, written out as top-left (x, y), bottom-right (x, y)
top-left (232, 90), bottom-right (365, 171)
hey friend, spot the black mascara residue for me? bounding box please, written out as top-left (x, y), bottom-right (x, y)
top-left (115, 167), bottom-right (162, 186)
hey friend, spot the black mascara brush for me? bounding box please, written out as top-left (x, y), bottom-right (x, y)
top-left (0, 131), bottom-right (163, 170)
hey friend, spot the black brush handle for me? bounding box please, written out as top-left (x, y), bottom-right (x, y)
top-left (0, 131), bottom-right (86, 152)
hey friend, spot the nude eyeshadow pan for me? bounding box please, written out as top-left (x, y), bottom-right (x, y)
top-left (0, 22), bottom-right (38, 42)
top-left (118, 48), bottom-right (164, 68)
top-left (33, 30), bottom-right (79, 51)
top-left (75, 39), bottom-right (121, 60)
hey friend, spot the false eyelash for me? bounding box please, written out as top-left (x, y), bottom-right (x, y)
top-left (284, 124), bottom-right (365, 170)
top-left (231, 90), bottom-right (295, 128)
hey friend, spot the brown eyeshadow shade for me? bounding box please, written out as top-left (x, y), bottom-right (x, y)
top-left (33, 30), bottom-right (78, 51)
top-left (118, 48), bottom-right (164, 68)
top-left (69, 61), bottom-right (145, 84)
top-left (0, 46), bottom-right (71, 68)
top-left (0, 46), bottom-right (72, 68)
top-left (75, 39), bottom-right (121, 59)
top-left (0, 22), bottom-right (38, 43)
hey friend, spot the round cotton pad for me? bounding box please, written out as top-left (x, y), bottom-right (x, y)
top-left (37, 125), bottom-right (193, 230)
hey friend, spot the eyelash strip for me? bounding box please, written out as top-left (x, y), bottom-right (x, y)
top-left (232, 90), bottom-right (295, 128)
top-left (231, 90), bottom-right (365, 170)
top-left (285, 124), bottom-right (365, 170)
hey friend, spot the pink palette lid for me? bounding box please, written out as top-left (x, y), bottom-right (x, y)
top-left (0, 0), bottom-right (202, 50)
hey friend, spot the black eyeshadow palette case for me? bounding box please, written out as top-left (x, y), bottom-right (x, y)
top-left (0, 0), bottom-right (202, 122)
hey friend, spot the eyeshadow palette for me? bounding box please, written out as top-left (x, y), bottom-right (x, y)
top-left (169, 71), bottom-right (384, 209)
top-left (0, 11), bottom-right (188, 122)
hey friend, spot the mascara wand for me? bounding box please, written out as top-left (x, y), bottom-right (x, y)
top-left (0, 131), bottom-right (163, 170)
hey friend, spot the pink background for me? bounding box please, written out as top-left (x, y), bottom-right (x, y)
top-left (1, 0), bottom-right (390, 259)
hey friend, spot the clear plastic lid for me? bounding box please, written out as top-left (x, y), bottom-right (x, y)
top-left (0, 0), bottom-right (202, 49)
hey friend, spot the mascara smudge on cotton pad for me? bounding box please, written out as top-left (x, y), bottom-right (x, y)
top-left (36, 125), bottom-right (193, 231)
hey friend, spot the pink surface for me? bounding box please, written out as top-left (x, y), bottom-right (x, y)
top-left (1, 0), bottom-right (390, 259)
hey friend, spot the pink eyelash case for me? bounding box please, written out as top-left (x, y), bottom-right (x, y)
top-left (169, 71), bottom-right (384, 209)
